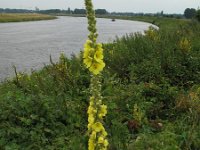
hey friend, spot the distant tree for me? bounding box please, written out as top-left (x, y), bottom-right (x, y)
top-left (184, 8), bottom-right (196, 19)
top-left (196, 9), bottom-right (200, 22)
top-left (39, 9), bottom-right (61, 14)
top-left (73, 9), bottom-right (86, 14)
top-left (1, 8), bottom-right (31, 13)
top-left (35, 7), bottom-right (40, 12)
top-left (67, 7), bottom-right (72, 14)
top-left (0, 8), bottom-right (4, 13)
top-left (161, 10), bottom-right (164, 16)
top-left (95, 9), bottom-right (107, 15)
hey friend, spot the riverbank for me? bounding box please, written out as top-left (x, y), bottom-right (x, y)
top-left (96, 15), bottom-right (189, 30)
top-left (0, 13), bottom-right (56, 23)
top-left (0, 17), bottom-right (200, 149)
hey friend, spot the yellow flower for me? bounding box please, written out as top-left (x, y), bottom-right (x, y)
top-left (88, 138), bottom-right (95, 150)
top-left (88, 105), bottom-right (97, 115)
top-left (91, 131), bottom-right (97, 140)
top-left (84, 40), bottom-right (92, 51)
top-left (103, 139), bottom-right (109, 147)
top-left (83, 56), bottom-right (93, 68)
top-left (83, 48), bottom-right (90, 59)
top-left (98, 105), bottom-right (107, 119)
top-left (83, 40), bottom-right (105, 75)
top-left (102, 130), bottom-right (108, 137)
top-left (92, 122), bottom-right (104, 132)
top-left (88, 115), bottom-right (95, 124)
top-left (84, 47), bottom-right (94, 58)
top-left (90, 97), bottom-right (95, 103)
top-left (89, 61), bottom-right (105, 75)
top-left (94, 50), bottom-right (103, 62)
top-left (89, 101), bottom-right (94, 106)
top-left (98, 136), bottom-right (104, 144)
top-left (88, 123), bottom-right (92, 130)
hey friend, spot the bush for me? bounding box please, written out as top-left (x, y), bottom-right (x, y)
top-left (0, 55), bottom-right (89, 149)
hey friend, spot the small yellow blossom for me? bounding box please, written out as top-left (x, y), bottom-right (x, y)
top-left (88, 138), bottom-right (95, 150)
top-left (89, 61), bottom-right (105, 75)
top-left (83, 48), bottom-right (91, 59)
top-left (88, 105), bottom-right (97, 114)
top-left (83, 56), bottom-right (93, 68)
top-left (92, 122), bottom-right (104, 132)
top-left (103, 139), bottom-right (109, 147)
top-left (98, 105), bottom-right (107, 119)
top-left (88, 115), bottom-right (95, 124)
top-left (94, 50), bottom-right (103, 61)
top-left (98, 136), bottom-right (104, 144)
top-left (90, 96), bottom-right (95, 101)
top-left (102, 130), bottom-right (108, 137)
top-left (88, 123), bottom-right (92, 130)
top-left (91, 131), bottom-right (97, 139)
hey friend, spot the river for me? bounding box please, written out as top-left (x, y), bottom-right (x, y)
top-left (0, 16), bottom-right (155, 81)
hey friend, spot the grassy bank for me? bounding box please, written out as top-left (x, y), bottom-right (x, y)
top-left (0, 13), bottom-right (56, 23)
top-left (97, 15), bottom-right (191, 31)
top-left (0, 17), bottom-right (200, 149)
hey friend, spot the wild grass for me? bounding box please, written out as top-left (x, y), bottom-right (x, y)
top-left (0, 13), bottom-right (56, 23)
top-left (0, 17), bottom-right (199, 149)
top-left (97, 15), bottom-right (190, 30)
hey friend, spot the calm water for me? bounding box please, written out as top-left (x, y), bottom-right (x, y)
top-left (0, 16), bottom-right (155, 81)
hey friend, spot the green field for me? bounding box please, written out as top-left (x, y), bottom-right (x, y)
top-left (0, 13), bottom-right (56, 23)
top-left (0, 16), bottom-right (200, 149)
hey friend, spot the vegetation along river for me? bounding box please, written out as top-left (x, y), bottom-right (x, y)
top-left (0, 16), bottom-right (156, 81)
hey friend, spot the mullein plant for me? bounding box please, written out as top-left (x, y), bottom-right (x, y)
top-left (83, 0), bottom-right (108, 150)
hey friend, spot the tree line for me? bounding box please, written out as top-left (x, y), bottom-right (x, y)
top-left (0, 7), bottom-right (199, 21)
top-left (0, 8), bottom-right (108, 15)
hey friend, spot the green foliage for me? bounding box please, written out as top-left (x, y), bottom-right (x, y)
top-left (0, 55), bottom-right (89, 149)
top-left (0, 17), bottom-right (200, 149)
top-left (128, 126), bottom-right (180, 150)
top-left (104, 21), bottom-right (200, 89)
top-left (196, 9), bottom-right (200, 22)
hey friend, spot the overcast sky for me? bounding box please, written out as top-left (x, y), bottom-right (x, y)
top-left (0, 0), bottom-right (199, 14)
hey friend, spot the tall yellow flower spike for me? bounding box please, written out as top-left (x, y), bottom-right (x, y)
top-left (83, 0), bottom-right (108, 150)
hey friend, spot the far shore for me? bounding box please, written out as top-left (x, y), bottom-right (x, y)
top-left (0, 13), bottom-right (57, 23)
